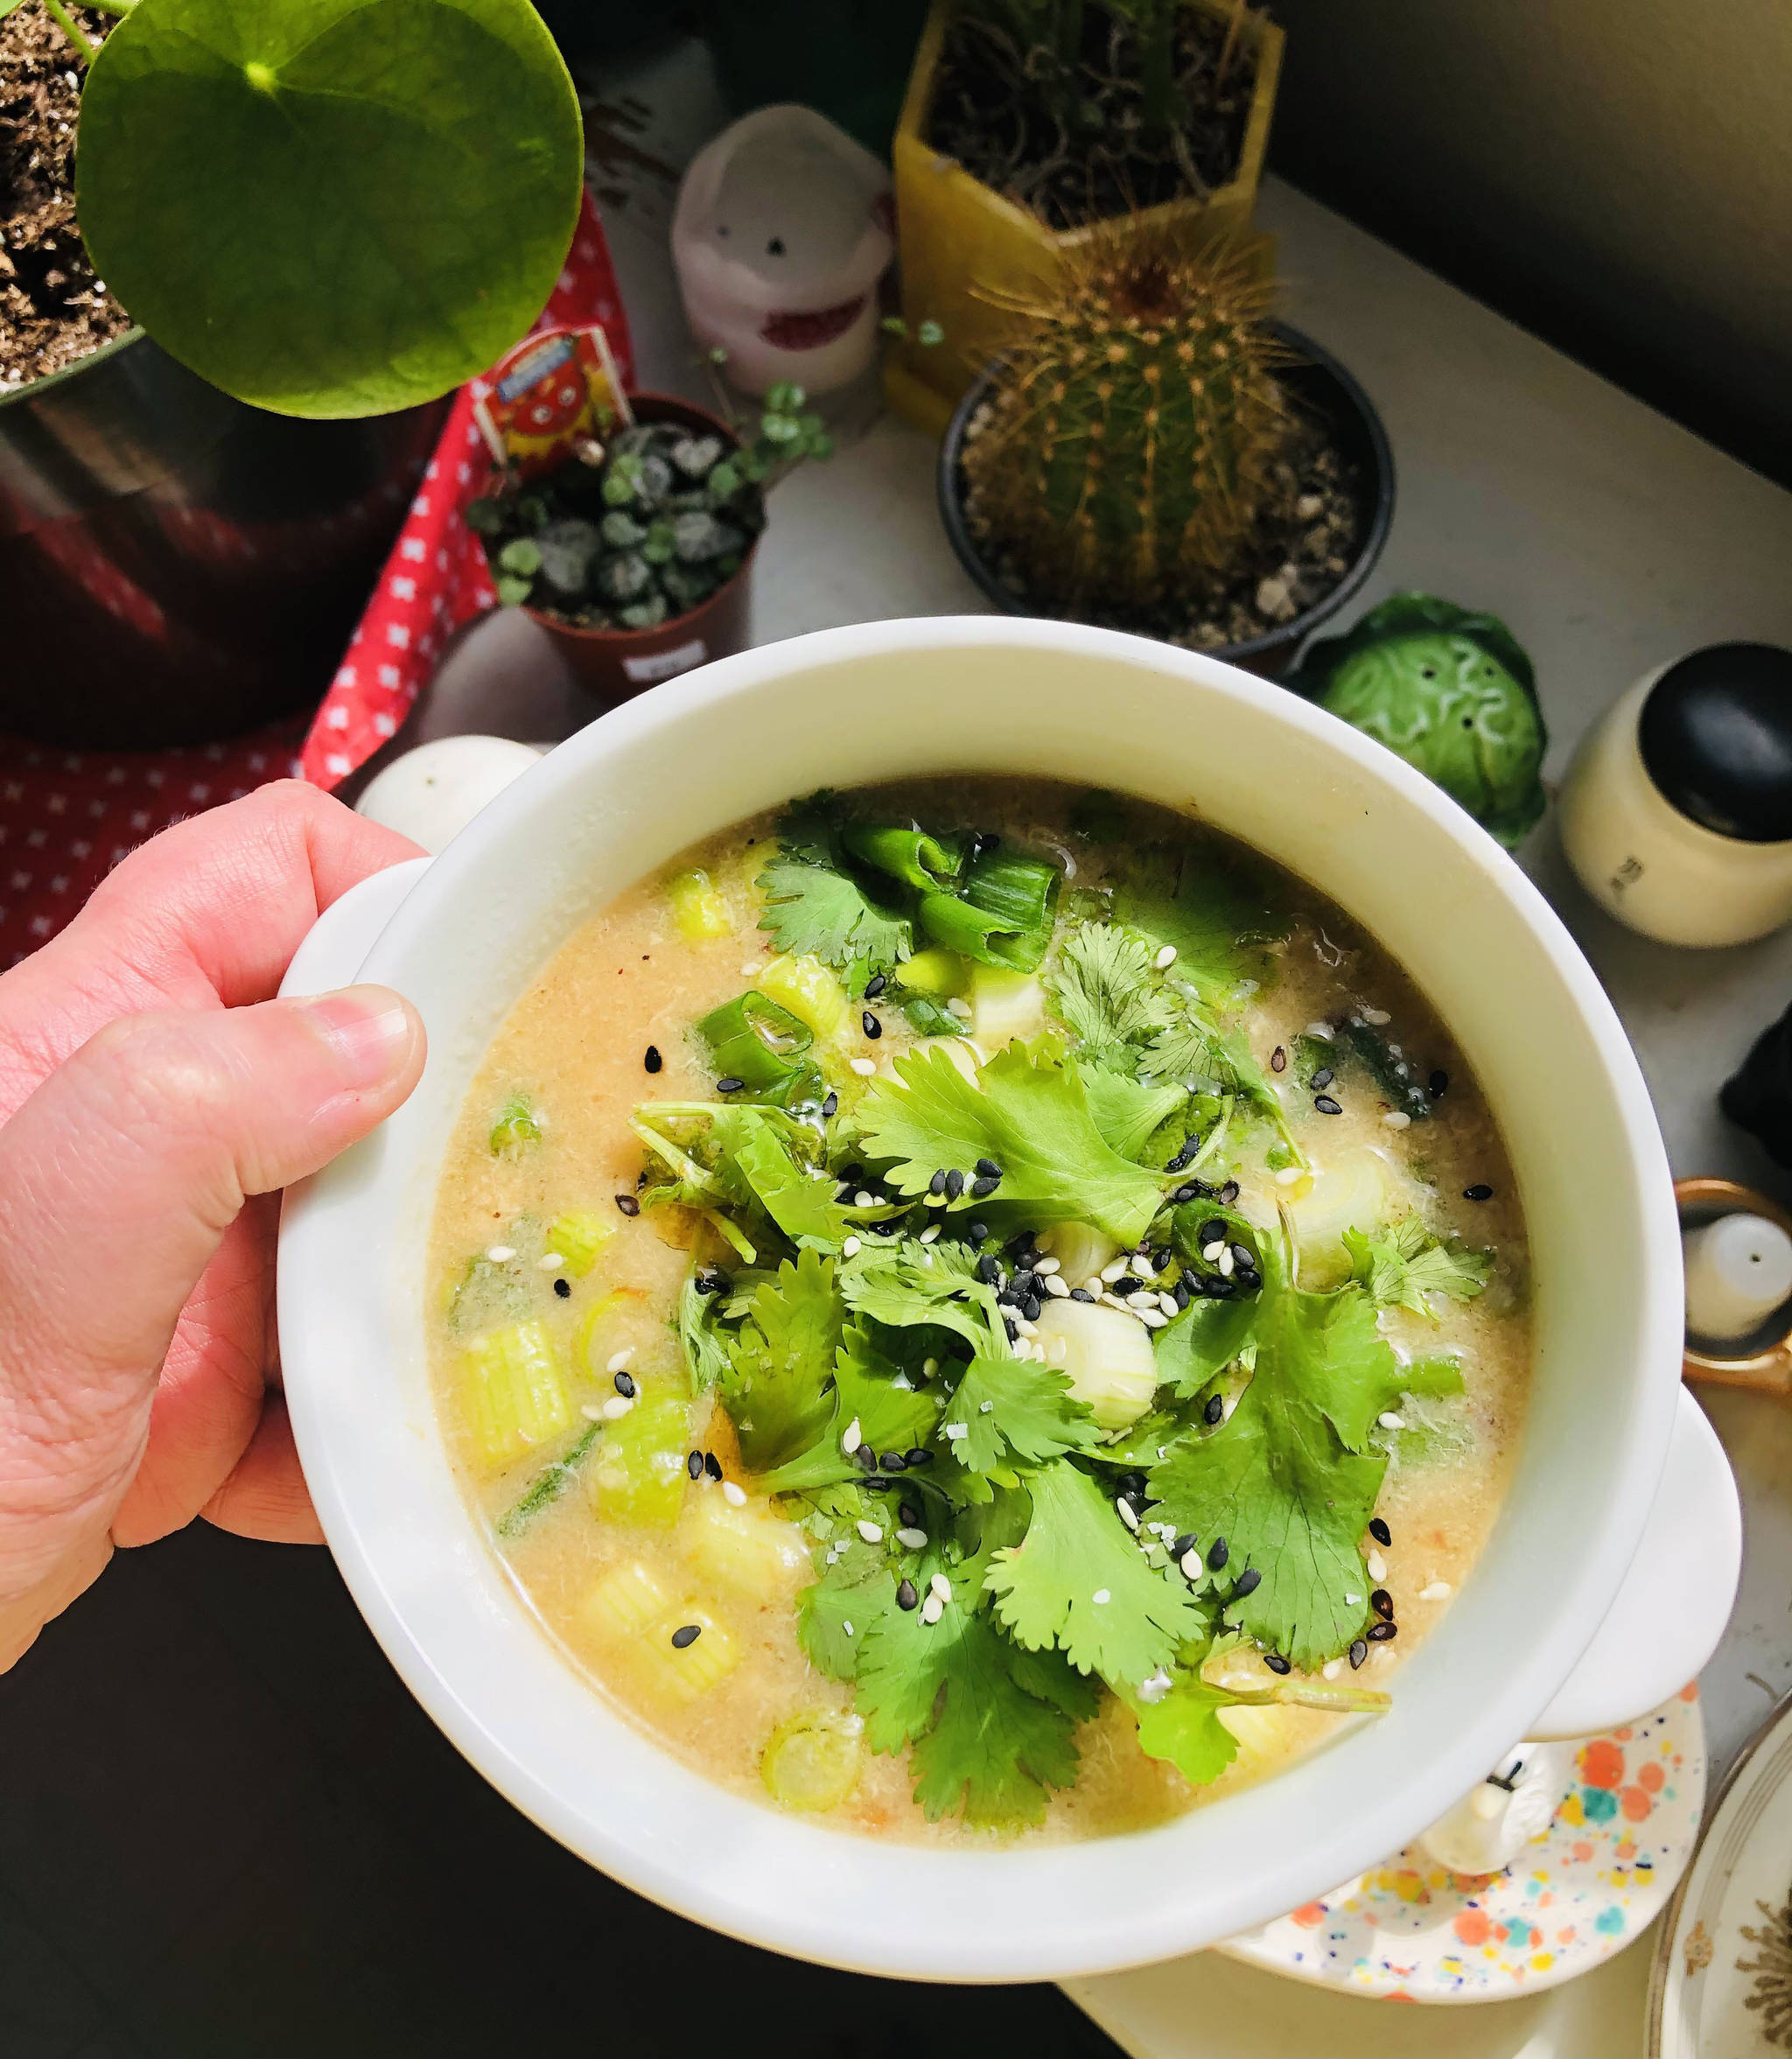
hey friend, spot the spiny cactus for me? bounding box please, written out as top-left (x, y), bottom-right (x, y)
top-left (960, 237), bottom-right (1293, 613)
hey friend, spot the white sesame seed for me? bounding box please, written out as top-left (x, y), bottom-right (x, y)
top-left (1180, 1549), bottom-right (1202, 1579)
top-left (1014, 1317), bottom-right (1039, 1339)
top-left (1101, 1292), bottom-right (1130, 1312)
top-left (606, 1348), bottom-right (635, 1373)
top-left (1305, 1021), bottom-right (1334, 1040)
top-left (600, 1396), bottom-right (634, 1420)
top-left (856, 1519), bottom-right (885, 1544)
top-left (1153, 944), bottom-right (1178, 971)
top-left (1322, 1659), bottom-right (1344, 1680)
top-left (739, 961), bottom-right (765, 977)
top-left (1366, 1549), bottom-right (1388, 1580)
top-left (1202, 1241), bottom-right (1224, 1262)
top-left (920, 1594), bottom-right (944, 1624)
top-left (896, 1527), bottom-right (928, 1549)
top-left (1344, 1593), bottom-right (1363, 1605)
top-left (1130, 1254), bottom-right (1154, 1278)
top-left (1092, 1588), bottom-right (1111, 1605)
top-left (855, 1190), bottom-right (877, 1208)
top-left (1138, 1308), bottom-right (1169, 1329)
top-left (536, 1251), bottom-right (565, 1271)
top-left (842, 1417), bottom-right (863, 1453)
top-left (1082, 1276), bottom-right (1105, 1296)
top-left (1378, 1411), bottom-right (1405, 1430)
top-left (1099, 1259), bottom-right (1127, 1282)
top-left (1382, 1110), bottom-right (1411, 1130)
top-left (843, 1621), bottom-right (855, 1637)
top-left (922, 1357), bottom-right (939, 1378)
top-left (722, 1481), bottom-right (748, 1507)
top-left (841, 1236), bottom-right (862, 1257)
top-left (979, 1399), bottom-right (995, 1413)
top-left (929, 1572), bottom-right (952, 1601)
top-left (1043, 1273), bottom-right (1071, 1297)
top-left (1116, 1497), bottom-right (1139, 1531)
top-left (486, 1245), bottom-right (516, 1263)
top-left (1218, 1248), bottom-right (1235, 1276)
top-left (850, 1057), bottom-right (877, 1076)
top-left (1033, 1256), bottom-right (1060, 1274)
top-left (1362, 1006), bottom-right (1391, 1026)
top-left (1420, 1580), bottom-right (1452, 1600)
top-left (920, 1224), bottom-right (941, 1243)
top-left (943, 1422), bottom-right (969, 1440)
top-left (581, 1404), bottom-right (606, 1420)
top-left (1137, 1667), bottom-right (1173, 1704)
top-left (1158, 1292), bottom-right (1179, 1316)
top-left (1274, 1166), bottom-right (1304, 1185)
top-left (946, 996), bottom-right (972, 1019)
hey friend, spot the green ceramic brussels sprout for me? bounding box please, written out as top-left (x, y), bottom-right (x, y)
top-left (1290, 594), bottom-right (1549, 848)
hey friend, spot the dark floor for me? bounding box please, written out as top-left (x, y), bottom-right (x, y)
top-left (0, 1525), bottom-right (1124, 2059)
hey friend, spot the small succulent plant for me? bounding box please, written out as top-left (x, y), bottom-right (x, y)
top-left (468, 380), bottom-right (831, 632)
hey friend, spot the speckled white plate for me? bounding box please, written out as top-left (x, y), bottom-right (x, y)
top-left (1214, 1688), bottom-right (1705, 2002)
top-left (1649, 1689), bottom-right (1792, 2056)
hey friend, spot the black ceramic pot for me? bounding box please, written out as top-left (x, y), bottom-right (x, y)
top-left (937, 321), bottom-right (1396, 681)
top-left (0, 331), bottom-right (447, 748)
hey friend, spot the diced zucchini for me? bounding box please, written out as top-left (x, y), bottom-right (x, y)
top-left (582, 1559), bottom-right (673, 1642)
top-left (969, 963), bottom-right (1045, 1046)
top-left (546, 1209), bottom-right (616, 1278)
top-left (489, 1092), bottom-right (542, 1156)
top-left (761, 1709), bottom-right (863, 1812)
top-left (634, 1606), bottom-right (740, 1704)
top-left (668, 867), bottom-right (734, 941)
top-left (461, 1319), bottom-right (572, 1469)
top-left (1033, 1298), bottom-right (1159, 1432)
top-left (1291, 1151), bottom-right (1418, 1285)
top-left (900, 948), bottom-right (964, 997)
top-left (592, 1387), bottom-right (692, 1529)
top-left (1037, 1222), bottom-right (1121, 1286)
top-left (756, 954), bottom-right (850, 1040)
top-left (679, 1494), bottom-right (808, 1600)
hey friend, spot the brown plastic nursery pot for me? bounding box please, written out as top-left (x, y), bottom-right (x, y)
top-left (887, 0), bottom-right (1284, 436)
top-left (512, 394), bottom-right (758, 708)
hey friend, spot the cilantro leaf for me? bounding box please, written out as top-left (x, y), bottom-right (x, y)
top-left (1144, 1010), bottom-right (1304, 1166)
top-left (1115, 846), bottom-right (1290, 1007)
top-left (1401, 1352), bottom-right (1467, 1397)
top-left (1083, 1066), bottom-right (1189, 1161)
top-left (1342, 1217), bottom-right (1492, 1318)
top-left (856, 1044), bottom-right (1166, 1245)
top-left (985, 1460), bottom-right (1207, 1689)
top-left (938, 1356), bottom-right (1101, 1476)
top-left (732, 1122), bottom-right (863, 1250)
top-left (834, 1320), bottom-right (940, 1454)
top-left (678, 1269), bottom-right (732, 1392)
top-left (1153, 1292), bottom-right (1259, 1398)
top-left (720, 1248), bottom-right (843, 1472)
top-left (838, 1236), bottom-right (1006, 1355)
top-left (758, 851), bottom-right (913, 975)
top-left (1047, 922), bottom-right (1172, 1065)
top-left (1147, 1240), bottom-right (1409, 1668)
top-left (1123, 1672), bottom-right (1242, 1788)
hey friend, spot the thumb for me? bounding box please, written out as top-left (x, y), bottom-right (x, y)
top-left (0, 987), bottom-right (424, 1634)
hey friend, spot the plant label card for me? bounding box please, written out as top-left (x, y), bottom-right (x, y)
top-left (473, 324), bottom-right (633, 478)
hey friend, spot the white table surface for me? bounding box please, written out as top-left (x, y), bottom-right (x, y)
top-left (434, 39), bottom-right (1792, 2050)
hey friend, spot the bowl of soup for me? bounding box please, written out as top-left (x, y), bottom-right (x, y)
top-left (276, 617), bottom-right (1734, 1980)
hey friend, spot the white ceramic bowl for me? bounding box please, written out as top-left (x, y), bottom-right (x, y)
top-left (277, 619), bottom-right (1739, 1981)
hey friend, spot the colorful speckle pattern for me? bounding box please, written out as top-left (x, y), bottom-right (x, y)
top-left (1220, 1686), bottom-right (1705, 2003)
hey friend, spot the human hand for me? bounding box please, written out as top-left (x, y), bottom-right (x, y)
top-left (0, 781), bottom-right (426, 1669)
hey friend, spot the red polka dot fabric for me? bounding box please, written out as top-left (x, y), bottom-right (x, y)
top-left (0, 194), bottom-right (631, 968)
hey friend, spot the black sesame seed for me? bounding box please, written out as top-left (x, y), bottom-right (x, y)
top-left (1236, 1267), bottom-right (1262, 1292)
top-left (1349, 1638), bottom-right (1368, 1669)
top-left (928, 1167), bottom-right (948, 1195)
top-left (1371, 1587), bottom-right (1394, 1621)
top-left (1206, 1277), bottom-right (1238, 1299)
top-left (853, 1445), bottom-right (877, 1474)
top-left (704, 1453), bottom-right (722, 1481)
top-left (900, 1501), bottom-right (921, 1528)
top-left (1369, 1516), bottom-right (1392, 1546)
top-left (862, 1011), bottom-right (882, 1039)
top-left (615, 1194), bottom-right (640, 1216)
top-left (1070, 1287), bottom-right (1096, 1303)
top-left (1117, 1470), bottom-right (1148, 1498)
top-left (863, 1476), bottom-right (893, 1491)
top-left (553, 1277), bottom-right (571, 1298)
top-left (1172, 1532), bottom-right (1198, 1558)
top-left (1270, 1045), bottom-right (1287, 1073)
top-left (864, 973), bottom-right (887, 998)
top-left (670, 1623), bottom-right (701, 1649)
top-left (1005, 1231), bottom-right (1035, 1257)
top-left (821, 1090), bottom-right (839, 1117)
top-left (1234, 1565), bottom-right (1262, 1598)
top-left (1229, 1243), bottom-right (1254, 1270)
top-left (1004, 1316), bottom-right (1019, 1341)
top-left (896, 1578), bottom-right (919, 1610)
top-left (1314, 1094), bottom-right (1343, 1115)
top-left (1022, 1294), bottom-right (1041, 1321)
top-left (1171, 1184), bottom-right (1199, 1205)
top-left (1173, 1279), bottom-right (1192, 1308)
top-left (715, 1075), bottom-right (746, 1094)
top-left (945, 1168), bottom-right (965, 1201)
top-left (1311, 1066), bottom-right (1334, 1089)
top-left (1204, 1393), bottom-right (1224, 1425)
top-left (1198, 1218), bottom-right (1227, 1246)
top-left (880, 1451), bottom-right (906, 1473)
top-left (1110, 1277), bottom-right (1140, 1297)
top-left (687, 1451), bottom-right (704, 1480)
top-left (613, 1371), bottom-right (636, 1397)
top-left (1011, 1270), bottom-right (1038, 1298)
top-left (904, 1447), bottom-right (933, 1467)
top-left (644, 1044), bottom-right (662, 1074)
top-left (975, 1157), bottom-right (1002, 1179)
top-left (1166, 1141), bottom-right (1197, 1173)
top-left (836, 1183), bottom-right (859, 1204)
top-left (968, 1220), bottom-right (990, 1243)
top-left (1207, 1537), bottom-right (1229, 1571)
top-left (1368, 1621), bottom-right (1398, 1642)
top-left (976, 1253), bottom-right (1001, 1285)
top-left (1264, 1653), bottom-right (1292, 1676)
top-left (1464, 1182), bottom-right (1494, 1201)
top-left (970, 1175), bottom-right (999, 1198)
top-left (1219, 1180), bottom-right (1239, 1205)
top-left (695, 1265), bottom-right (728, 1295)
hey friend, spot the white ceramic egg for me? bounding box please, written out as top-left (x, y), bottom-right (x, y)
top-left (355, 735), bottom-right (544, 855)
top-left (1415, 1741), bottom-right (1576, 1873)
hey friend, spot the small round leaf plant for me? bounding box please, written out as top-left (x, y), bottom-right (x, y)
top-left (10, 0), bottom-right (584, 417)
top-left (467, 368), bottom-right (833, 633)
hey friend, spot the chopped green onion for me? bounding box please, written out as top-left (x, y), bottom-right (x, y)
top-left (755, 954), bottom-right (850, 1040)
top-left (489, 1092), bottom-right (542, 1156)
top-left (760, 1708), bottom-right (862, 1811)
top-left (668, 867), bottom-right (733, 942)
top-left (696, 991), bottom-right (815, 1093)
top-left (841, 824), bottom-right (965, 892)
top-left (495, 1420), bottom-right (601, 1538)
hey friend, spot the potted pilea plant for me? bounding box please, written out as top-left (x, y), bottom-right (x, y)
top-left (887, 0), bottom-right (1284, 434)
top-left (466, 374), bottom-right (833, 703)
top-left (0, 0), bottom-right (582, 746)
top-left (937, 231), bottom-right (1394, 676)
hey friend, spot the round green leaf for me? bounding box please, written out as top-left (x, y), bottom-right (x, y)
top-left (78, 0), bottom-right (584, 418)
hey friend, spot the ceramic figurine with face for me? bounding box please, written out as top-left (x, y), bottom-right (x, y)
top-left (672, 104), bottom-right (895, 398)
top-left (1291, 593), bottom-right (1549, 848)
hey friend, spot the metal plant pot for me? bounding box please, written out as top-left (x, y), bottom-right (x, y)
top-left (0, 330), bottom-right (447, 748)
top-left (937, 322), bottom-right (1396, 680)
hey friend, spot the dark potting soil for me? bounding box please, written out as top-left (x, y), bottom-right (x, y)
top-left (928, 2), bottom-right (1260, 232)
top-left (1, 5), bottom-right (131, 391)
top-left (959, 405), bottom-right (1364, 654)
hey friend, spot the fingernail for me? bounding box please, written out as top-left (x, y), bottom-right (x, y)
top-left (298, 985), bottom-right (419, 1087)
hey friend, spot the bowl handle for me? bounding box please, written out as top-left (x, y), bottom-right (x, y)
top-left (277, 857), bottom-right (434, 1001)
top-left (1529, 1386), bottom-right (1740, 1740)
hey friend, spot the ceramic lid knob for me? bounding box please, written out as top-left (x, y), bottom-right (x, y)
top-left (1683, 1212), bottom-right (1792, 1341)
top-left (1415, 1742), bottom-right (1576, 1874)
top-left (1638, 642), bottom-right (1792, 842)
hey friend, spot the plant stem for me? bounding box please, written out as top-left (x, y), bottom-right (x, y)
top-left (1217, 0), bottom-right (1248, 88)
top-left (43, 0), bottom-right (96, 62)
top-left (81, 0), bottom-right (138, 15)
